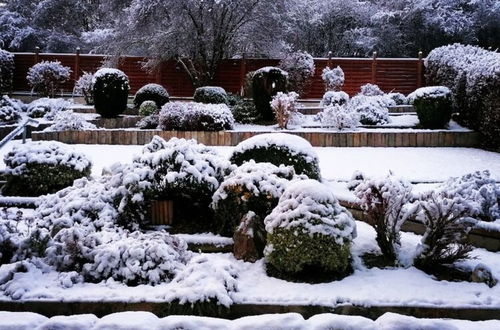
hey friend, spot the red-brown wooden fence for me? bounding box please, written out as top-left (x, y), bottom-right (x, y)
top-left (12, 52), bottom-right (425, 98)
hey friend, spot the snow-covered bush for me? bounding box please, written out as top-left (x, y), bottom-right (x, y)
top-left (138, 100), bottom-right (158, 117)
top-left (73, 72), bottom-right (94, 105)
top-left (26, 61), bottom-right (71, 97)
top-left (230, 133), bottom-right (321, 180)
top-left (133, 83), bottom-right (170, 109)
top-left (320, 91), bottom-right (349, 107)
top-left (211, 161), bottom-right (301, 236)
top-left (0, 95), bottom-right (26, 113)
top-left (322, 66), bottom-right (344, 92)
top-left (158, 102), bottom-right (234, 131)
top-left (43, 111), bottom-right (97, 132)
top-left (0, 105), bottom-right (20, 125)
top-left (348, 95), bottom-right (391, 125)
top-left (414, 191), bottom-right (476, 270)
top-left (319, 105), bottom-right (360, 131)
top-left (347, 171), bottom-right (367, 191)
top-left (270, 91), bottom-right (299, 129)
top-left (231, 98), bottom-right (260, 124)
top-left (26, 98), bottom-right (72, 119)
top-left (387, 92), bottom-right (408, 105)
top-left (279, 51), bottom-right (315, 96)
top-left (136, 114), bottom-right (159, 129)
top-left (354, 174), bottom-right (414, 264)
top-left (93, 68), bottom-right (130, 118)
top-left (439, 170), bottom-right (499, 223)
top-left (0, 48), bottom-right (15, 94)
top-left (252, 67), bottom-right (288, 121)
top-left (359, 83), bottom-right (384, 96)
top-left (264, 180), bottom-right (356, 281)
top-left (408, 86), bottom-right (452, 128)
top-left (193, 86), bottom-right (228, 105)
top-left (3, 141), bottom-right (92, 196)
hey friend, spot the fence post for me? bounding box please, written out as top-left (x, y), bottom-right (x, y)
top-left (74, 47), bottom-right (81, 81)
top-left (239, 53), bottom-right (247, 96)
top-left (371, 51), bottom-right (377, 84)
top-left (417, 51), bottom-right (423, 88)
top-left (327, 51), bottom-right (332, 68)
top-left (34, 46), bottom-right (40, 65)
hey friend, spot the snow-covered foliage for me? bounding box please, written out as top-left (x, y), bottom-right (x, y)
top-left (320, 91), bottom-right (349, 107)
top-left (230, 133), bottom-right (321, 180)
top-left (360, 83), bottom-right (384, 96)
top-left (347, 170), bottom-right (367, 191)
top-left (408, 86), bottom-right (453, 128)
top-left (93, 68), bottom-right (130, 118)
top-left (252, 66), bottom-right (289, 122)
top-left (408, 86), bottom-right (452, 103)
top-left (73, 72), bottom-right (95, 105)
top-left (133, 83), bottom-right (169, 109)
top-left (43, 111), bottom-right (97, 132)
top-left (26, 98), bottom-right (72, 119)
top-left (439, 171), bottom-right (500, 223)
top-left (387, 93), bottom-right (408, 106)
top-left (322, 66), bottom-right (344, 92)
top-left (348, 95), bottom-right (392, 125)
top-left (264, 179), bottom-right (356, 278)
top-left (270, 91), bottom-right (299, 129)
top-left (278, 51), bottom-right (315, 95)
top-left (193, 86), bottom-right (228, 105)
top-left (136, 114), bottom-right (159, 129)
top-left (319, 105), bottom-right (360, 131)
top-left (354, 174), bottom-right (414, 263)
top-left (26, 61), bottom-right (71, 97)
top-left (0, 105), bottom-right (20, 126)
top-left (0, 48), bottom-right (15, 94)
top-left (231, 98), bottom-right (260, 124)
top-left (138, 100), bottom-right (158, 117)
top-left (158, 102), bottom-right (234, 131)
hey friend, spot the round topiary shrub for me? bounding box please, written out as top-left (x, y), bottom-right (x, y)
top-left (0, 49), bottom-right (15, 94)
top-left (3, 141), bottom-right (92, 196)
top-left (264, 179), bottom-right (356, 282)
top-left (26, 61), bottom-right (71, 97)
top-left (211, 161), bottom-right (301, 236)
top-left (93, 68), bottom-right (130, 118)
top-left (252, 67), bottom-right (288, 121)
top-left (408, 86), bottom-right (453, 128)
top-left (158, 101), bottom-right (234, 131)
top-left (139, 100), bottom-right (158, 116)
top-left (320, 91), bottom-right (350, 107)
top-left (230, 133), bottom-right (321, 180)
top-left (347, 95), bottom-right (392, 125)
top-left (193, 86), bottom-right (228, 104)
top-left (133, 83), bottom-right (170, 109)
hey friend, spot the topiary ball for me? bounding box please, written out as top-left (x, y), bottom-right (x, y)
top-left (230, 133), bottom-right (321, 180)
top-left (264, 179), bottom-right (356, 282)
top-left (93, 68), bottom-right (130, 118)
top-left (252, 67), bottom-right (288, 121)
top-left (133, 83), bottom-right (170, 109)
top-left (409, 86), bottom-right (453, 129)
top-left (193, 86), bottom-right (228, 104)
top-left (139, 100), bottom-right (158, 116)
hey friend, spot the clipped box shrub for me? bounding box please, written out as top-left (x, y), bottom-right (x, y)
top-left (408, 86), bottom-right (452, 128)
top-left (27, 61), bottom-right (71, 97)
top-left (347, 95), bottom-right (391, 125)
top-left (230, 133), bottom-right (321, 180)
top-left (193, 86), bottom-right (228, 104)
top-left (0, 49), bottom-right (15, 94)
top-left (139, 100), bottom-right (158, 116)
top-left (93, 68), bottom-right (130, 118)
top-left (252, 67), bottom-right (288, 121)
top-left (133, 83), bottom-right (170, 109)
top-left (320, 91), bottom-right (349, 107)
top-left (264, 180), bottom-right (356, 282)
top-left (3, 141), bottom-right (92, 196)
top-left (158, 101), bottom-right (234, 131)
top-left (231, 96), bottom-right (261, 124)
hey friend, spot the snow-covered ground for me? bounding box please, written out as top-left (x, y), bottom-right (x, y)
top-left (1, 141), bottom-right (498, 183)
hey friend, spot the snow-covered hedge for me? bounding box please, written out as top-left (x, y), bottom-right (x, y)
top-left (348, 95), bottom-right (392, 125)
top-left (26, 97), bottom-right (72, 119)
top-left (193, 86), bottom-right (228, 105)
top-left (359, 83), bottom-right (384, 96)
top-left (230, 133), bottom-right (321, 180)
top-left (93, 68), bottom-right (130, 118)
top-left (26, 61), bottom-right (71, 97)
top-left (3, 141), bottom-right (92, 196)
top-left (408, 86), bottom-right (452, 128)
top-left (211, 161), bottom-right (302, 236)
top-left (158, 102), bottom-right (234, 131)
top-left (270, 91), bottom-right (299, 129)
top-left (322, 66), bottom-right (344, 92)
top-left (133, 83), bottom-right (169, 109)
top-left (319, 105), bottom-right (360, 131)
top-left (252, 67), bottom-right (288, 121)
top-left (0, 48), bottom-right (15, 94)
top-left (43, 111), bottom-right (97, 132)
top-left (426, 44), bottom-right (500, 149)
top-left (320, 91), bottom-right (349, 107)
top-left (264, 180), bottom-right (356, 280)
top-left (138, 100), bottom-right (158, 117)
top-left (0, 105), bottom-right (20, 125)
top-left (279, 51), bottom-right (315, 96)
top-left (73, 72), bottom-right (94, 105)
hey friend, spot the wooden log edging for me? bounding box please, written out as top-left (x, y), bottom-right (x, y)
top-left (0, 300), bottom-right (498, 321)
top-left (31, 129), bottom-right (479, 148)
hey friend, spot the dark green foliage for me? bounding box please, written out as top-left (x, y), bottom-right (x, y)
top-left (0, 49), bottom-right (14, 94)
top-left (413, 94), bottom-right (453, 128)
top-left (193, 86), bottom-right (228, 104)
top-left (133, 83), bottom-right (170, 109)
top-left (252, 67), bottom-right (288, 121)
top-left (230, 95), bottom-right (261, 124)
top-left (93, 69), bottom-right (130, 118)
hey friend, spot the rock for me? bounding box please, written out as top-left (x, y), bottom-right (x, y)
top-left (471, 263), bottom-right (497, 288)
top-left (233, 211), bottom-right (266, 262)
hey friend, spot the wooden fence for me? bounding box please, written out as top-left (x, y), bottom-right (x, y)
top-left (13, 51), bottom-right (425, 98)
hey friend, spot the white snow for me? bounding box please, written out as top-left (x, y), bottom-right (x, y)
top-left (408, 86), bottom-right (452, 102)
